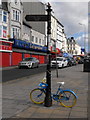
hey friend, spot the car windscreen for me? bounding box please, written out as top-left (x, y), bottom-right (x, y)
top-left (53, 58), bottom-right (63, 61)
top-left (23, 58), bottom-right (33, 61)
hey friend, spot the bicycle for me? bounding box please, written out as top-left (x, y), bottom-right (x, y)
top-left (30, 78), bottom-right (78, 108)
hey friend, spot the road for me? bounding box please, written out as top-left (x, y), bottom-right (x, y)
top-left (1, 64), bottom-right (89, 118)
top-left (2, 65), bottom-right (47, 82)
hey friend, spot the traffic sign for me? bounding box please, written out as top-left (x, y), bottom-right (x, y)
top-left (25, 15), bottom-right (48, 21)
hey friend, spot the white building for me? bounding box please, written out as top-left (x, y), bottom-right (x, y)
top-left (31, 29), bottom-right (45, 46)
top-left (8, 0), bottom-right (23, 39)
top-left (0, 2), bottom-right (8, 40)
top-left (22, 21), bottom-right (32, 42)
top-left (74, 43), bottom-right (81, 55)
top-left (62, 32), bottom-right (67, 53)
top-left (56, 20), bottom-right (64, 50)
top-left (51, 15), bottom-right (57, 51)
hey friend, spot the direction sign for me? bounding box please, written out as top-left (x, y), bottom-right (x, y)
top-left (25, 15), bottom-right (48, 21)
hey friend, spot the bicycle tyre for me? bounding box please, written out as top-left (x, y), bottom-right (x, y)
top-left (59, 91), bottom-right (77, 108)
top-left (30, 88), bottom-right (45, 104)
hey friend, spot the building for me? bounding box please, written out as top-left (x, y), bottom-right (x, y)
top-left (0, 2), bottom-right (9, 40)
top-left (23, 2), bottom-right (46, 46)
top-left (67, 37), bottom-right (76, 55)
top-left (56, 20), bottom-right (64, 51)
top-left (62, 30), bottom-right (67, 53)
top-left (74, 43), bottom-right (81, 55)
top-left (0, 2), bottom-right (13, 67)
top-left (8, 0), bottom-right (23, 39)
top-left (0, 1), bottom-right (68, 67)
top-left (67, 37), bottom-right (81, 55)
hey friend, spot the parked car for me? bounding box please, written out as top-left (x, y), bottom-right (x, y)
top-left (66, 57), bottom-right (73, 66)
top-left (51, 57), bottom-right (68, 68)
top-left (71, 58), bottom-right (77, 65)
top-left (18, 57), bottom-right (39, 69)
top-left (78, 56), bottom-right (84, 64)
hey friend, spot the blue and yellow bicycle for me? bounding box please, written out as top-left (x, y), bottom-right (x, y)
top-left (30, 78), bottom-right (78, 108)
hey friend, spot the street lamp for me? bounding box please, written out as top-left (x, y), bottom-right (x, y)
top-left (79, 23), bottom-right (86, 54)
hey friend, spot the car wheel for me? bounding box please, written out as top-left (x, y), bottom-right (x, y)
top-left (37, 64), bottom-right (39, 68)
top-left (18, 66), bottom-right (21, 69)
top-left (28, 65), bottom-right (32, 69)
top-left (62, 64), bottom-right (64, 68)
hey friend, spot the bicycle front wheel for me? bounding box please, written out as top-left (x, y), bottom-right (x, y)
top-left (30, 88), bottom-right (45, 104)
top-left (59, 91), bottom-right (77, 108)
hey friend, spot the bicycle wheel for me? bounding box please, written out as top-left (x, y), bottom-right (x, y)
top-left (30, 88), bottom-right (45, 104)
top-left (59, 91), bottom-right (77, 108)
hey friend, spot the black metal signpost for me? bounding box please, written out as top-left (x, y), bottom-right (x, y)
top-left (25, 3), bottom-right (52, 107)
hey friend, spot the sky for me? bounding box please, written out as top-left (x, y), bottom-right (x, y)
top-left (40, 1), bottom-right (89, 52)
top-left (0, 0), bottom-right (89, 52)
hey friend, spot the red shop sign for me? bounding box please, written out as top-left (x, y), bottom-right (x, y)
top-left (0, 40), bottom-right (13, 52)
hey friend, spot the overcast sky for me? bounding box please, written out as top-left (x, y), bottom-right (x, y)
top-left (0, 0), bottom-right (89, 52)
top-left (40, 1), bottom-right (88, 52)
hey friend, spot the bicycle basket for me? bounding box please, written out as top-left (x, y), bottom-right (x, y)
top-left (39, 82), bottom-right (48, 89)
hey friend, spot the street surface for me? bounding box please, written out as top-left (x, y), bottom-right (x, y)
top-left (1, 64), bottom-right (88, 119)
top-left (2, 65), bottom-right (47, 82)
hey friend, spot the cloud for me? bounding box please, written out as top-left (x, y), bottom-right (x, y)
top-left (50, 2), bottom-right (88, 36)
top-left (76, 33), bottom-right (88, 51)
top-left (40, 0), bottom-right (89, 2)
top-left (41, 1), bottom-right (89, 51)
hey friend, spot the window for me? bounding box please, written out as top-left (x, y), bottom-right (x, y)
top-left (17, 12), bottom-right (19, 21)
top-left (35, 37), bottom-right (38, 43)
top-left (3, 26), bottom-right (7, 38)
top-left (3, 11), bottom-right (7, 23)
top-left (13, 10), bottom-right (16, 20)
top-left (32, 36), bottom-right (34, 42)
top-left (12, 27), bottom-right (20, 39)
top-left (0, 9), bottom-right (2, 22)
top-left (39, 39), bottom-right (41, 44)
top-left (13, 9), bottom-right (20, 22)
top-left (0, 25), bottom-right (2, 37)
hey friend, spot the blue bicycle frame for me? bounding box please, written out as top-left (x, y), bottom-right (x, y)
top-left (38, 84), bottom-right (78, 102)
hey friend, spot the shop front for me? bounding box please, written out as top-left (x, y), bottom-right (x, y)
top-left (0, 40), bottom-right (13, 67)
top-left (8, 39), bottom-right (47, 66)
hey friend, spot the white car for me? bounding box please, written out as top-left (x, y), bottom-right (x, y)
top-left (51, 57), bottom-right (68, 68)
top-left (18, 57), bottom-right (39, 69)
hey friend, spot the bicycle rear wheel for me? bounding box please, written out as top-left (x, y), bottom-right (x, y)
top-left (30, 88), bottom-right (45, 104)
top-left (59, 91), bottom-right (77, 108)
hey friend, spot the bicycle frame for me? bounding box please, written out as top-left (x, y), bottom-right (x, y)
top-left (38, 84), bottom-right (78, 102)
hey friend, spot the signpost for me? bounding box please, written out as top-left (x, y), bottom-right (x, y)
top-left (25, 15), bottom-right (48, 21)
top-left (25, 3), bottom-right (52, 107)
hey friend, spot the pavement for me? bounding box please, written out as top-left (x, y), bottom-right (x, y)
top-left (1, 64), bottom-right (89, 119)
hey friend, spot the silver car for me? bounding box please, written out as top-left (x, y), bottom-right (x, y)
top-left (18, 57), bottom-right (39, 69)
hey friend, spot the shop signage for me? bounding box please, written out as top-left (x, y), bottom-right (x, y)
top-left (0, 40), bottom-right (13, 52)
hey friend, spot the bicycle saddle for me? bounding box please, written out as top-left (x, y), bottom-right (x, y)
top-left (57, 82), bottom-right (65, 85)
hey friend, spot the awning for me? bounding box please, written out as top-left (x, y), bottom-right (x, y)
top-left (50, 47), bottom-right (61, 54)
top-left (63, 53), bottom-right (73, 58)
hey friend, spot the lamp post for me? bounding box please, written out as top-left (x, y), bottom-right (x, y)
top-left (79, 23), bottom-right (86, 54)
